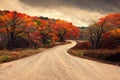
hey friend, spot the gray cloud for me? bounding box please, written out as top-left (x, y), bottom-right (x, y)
top-left (20, 0), bottom-right (120, 13)
top-left (0, 0), bottom-right (120, 26)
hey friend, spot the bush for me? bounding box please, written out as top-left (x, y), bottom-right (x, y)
top-left (84, 49), bottom-right (120, 63)
top-left (99, 37), bottom-right (120, 49)
top-left (72, 41), bottom-right (91, 49)
top-left (0, 54), bottom-right (10, 63)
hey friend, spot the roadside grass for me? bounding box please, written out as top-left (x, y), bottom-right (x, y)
top-left (0, 54), bottom-right (10, 63)
top-left (0, 48), bottom-right (46, 63)
top-left (0, 41), bottom-right (70, 64)
top-left (69, 49), bottom-right (120, 66)
top-left (69, 50), bottom-right (85, 57)
top-left (69, 41), bottom-right (120, 66)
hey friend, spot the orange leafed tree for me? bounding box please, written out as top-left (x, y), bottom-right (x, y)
top-left (99, 14), bottom-right (120, 39)
top-left (0, 11), bottom-right (34, 50)
top-left (53, 19), bottom-right (80, 42)
top-left (33, 18), bottom-right (55, 45)
top-left (98, 13), bottom-right (120, 28)
top-left (0, 10), bottom-right (80, 49)
top-left (88, 13), bottom-right (120, 49)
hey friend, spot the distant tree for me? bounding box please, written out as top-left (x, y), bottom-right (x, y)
top-left (79, 27), bottom-right (88, 40)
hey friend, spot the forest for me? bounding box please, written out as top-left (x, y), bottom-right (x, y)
top-left (0, 10), bottom-right (80, 50)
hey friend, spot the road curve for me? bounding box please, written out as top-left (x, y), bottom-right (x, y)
top-left (0, 41), bottom-right (120, 80)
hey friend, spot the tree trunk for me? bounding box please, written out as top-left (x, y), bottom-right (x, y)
top-left (41, 35), bottom-right (47, 45)
top-left (58, 31), bottom-right (66, 42)
top-left (7, 32), bottom-right (16, 50)
top-left (59, 36), bottom-right (65, 42)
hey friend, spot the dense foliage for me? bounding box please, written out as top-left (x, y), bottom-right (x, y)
top-left (88, 13), bottom-right (120, 49)
top-left (0, 10), bottom-right (80, 50)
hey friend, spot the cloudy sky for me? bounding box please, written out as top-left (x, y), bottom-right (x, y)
top-left (0, 0), bottom-right (120, 26)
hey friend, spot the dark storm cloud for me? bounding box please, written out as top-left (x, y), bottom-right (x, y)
top-left (20, 0), bottom-right (120, 13)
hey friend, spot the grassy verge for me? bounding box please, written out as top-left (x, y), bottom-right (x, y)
top-left (68, 41), bottom-right (120, 66)
top-left (0, 41), bottom-right (70, 64)
top-left (0, 48), bottom-right (46, 63)
top-left (69, 49), bottom-right (120, 66)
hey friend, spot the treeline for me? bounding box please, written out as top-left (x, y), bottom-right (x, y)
top-left (0, 10), bottom-right (80, 50)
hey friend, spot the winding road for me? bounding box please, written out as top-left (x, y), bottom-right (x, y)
top-left (0, 41), bottom-right (120, 80)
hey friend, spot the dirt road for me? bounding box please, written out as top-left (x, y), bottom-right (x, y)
top-left (0, 41), bottom-right (120, 80)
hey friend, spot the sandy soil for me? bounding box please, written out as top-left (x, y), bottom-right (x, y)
top-left (0, 41), bottom-right (120, 80)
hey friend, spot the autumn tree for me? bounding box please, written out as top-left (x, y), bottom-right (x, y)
top-left (88, 13), bottom-right (120, 49)
top-left (53, 20), bottom-right (80, 42)
top-left (88, 23), bottom-right (105, 49)
top-left (107, 28), bottom-right (120, 42)
top-left (23, 17), bottom-right (39, 48)
top-left (0, 11), bottom-right (33, 50)
top-left (0, 10), bottom-right (80, 50)
top-left (34, 18), bottom-right (54, 45)
top-left (99, 14), bottom-right (120, 28)
top-left (101, 14), bottom-right (120, 40)
top-left (88, 20), bottom-right (108, 49)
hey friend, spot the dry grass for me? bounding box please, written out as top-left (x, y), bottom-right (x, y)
top-left (69, 41), bottom-right (120, 66)
top-left (0, 41), bottom-right (70, 63)
top-left (69, 49), bottom-right (120, 66)
top-left (0, 48), bottom-right (46, 63)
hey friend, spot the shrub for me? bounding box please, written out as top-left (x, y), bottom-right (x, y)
top-left (84, 50), bottom-right (120, 63)
top-left (72, 41), bottom-right (91, 49)
top-left (99, 37), bottom-right (120, 49)
top-left (0, 54), bottom-right (10, 63)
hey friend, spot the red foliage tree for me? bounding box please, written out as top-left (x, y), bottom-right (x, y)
top-left (88, 13), bottom-right (120, 49)
top-left (0, 10), bottom-right (80, 49)
top-left (0, 11), bottom-right (34, 50)
top-left (53, 19), bottom-right (80, 42)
